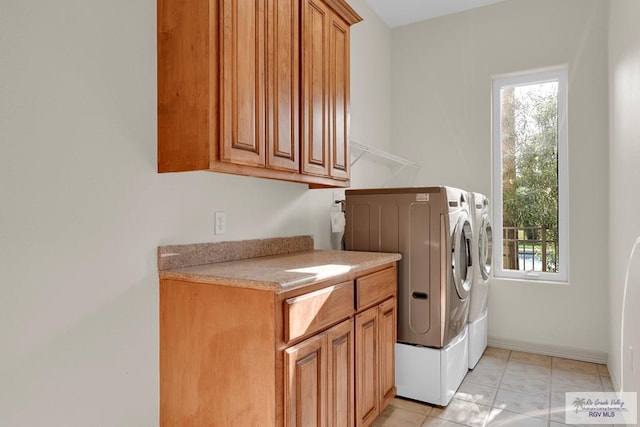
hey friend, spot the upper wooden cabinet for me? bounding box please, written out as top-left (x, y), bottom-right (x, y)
top-left (219, 0), bottom-right (267, 168)
top-left (157, 0), bottom-right (362, 188)
top-left (267, 0), bottom-right (300, 172)
top-left (301, 0), bottom-right (351, 181)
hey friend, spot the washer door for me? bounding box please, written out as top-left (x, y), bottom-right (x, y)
top-left (479, 215), bottom-right (493, 281)
top-left (452, 213), bottom-right (473, 300)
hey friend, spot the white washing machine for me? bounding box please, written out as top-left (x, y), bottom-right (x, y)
top-left (468, 192), bottom-right (492, 369)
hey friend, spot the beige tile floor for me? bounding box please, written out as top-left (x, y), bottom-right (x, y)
top-left (372, 347), bottom-right (618, 427)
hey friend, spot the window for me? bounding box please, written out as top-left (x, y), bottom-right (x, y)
top-left (491, 67), bottom-right (568, 282)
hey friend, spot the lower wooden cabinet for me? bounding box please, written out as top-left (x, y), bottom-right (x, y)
top-left (285, 333), bottom-right (326, 426)
top-left (355, 297), bottom-right (396, 427)
top-left (285, 319), bottom-right (355, 427)
top-left (355, 306), bottom-right (379, 427)
top-left (160, 263), bottom-right (397, 426)
top-left (327, 320), bottom-right (356, 427)
top-left (378, 298), bottom-right (397, 411)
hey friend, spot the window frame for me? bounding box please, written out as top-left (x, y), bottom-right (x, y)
top-left (491, 66), bottom-right (569, 283)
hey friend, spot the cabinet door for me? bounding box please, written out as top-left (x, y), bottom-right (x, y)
top-left (301, 0), bottom-right (351, 181)
top-left (301, 0), bottom-right (330, 177)
top-left (326, 319), bottom-right (355, 427)
top-left (266, 0), bottom-right (299, 172)
top-left (355, 306), bottom-right (379, 427)
top-left (219, 0), bottom-right (266, 167)
top-left (378, 298), bottom-right (396, 410)
top-left (285, 334), bottom-right (326, 427)
top-left (328, 12), bottom-right (350, 180)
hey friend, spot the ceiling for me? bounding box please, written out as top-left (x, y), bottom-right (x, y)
top-left (365, 0), bottom-right (508, 28)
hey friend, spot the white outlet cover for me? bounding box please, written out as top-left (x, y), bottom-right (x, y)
top-left (215, 212), bottom-right (226, 235)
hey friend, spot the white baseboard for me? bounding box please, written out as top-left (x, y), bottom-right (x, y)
top-left (488, 336), bottom-right (608, 365)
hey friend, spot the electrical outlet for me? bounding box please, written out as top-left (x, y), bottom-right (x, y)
top-left (215, 211), bottom-right (226, 235)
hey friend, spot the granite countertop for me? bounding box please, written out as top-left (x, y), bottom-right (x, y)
top-left (158, 236), bottom-right (401, 293)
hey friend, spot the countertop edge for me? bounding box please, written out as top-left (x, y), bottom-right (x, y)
top-left (159, 251), bottom-right (401, 293)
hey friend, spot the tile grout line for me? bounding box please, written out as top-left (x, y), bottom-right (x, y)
top-left (483, 349), bottom-right (511, 427)
top-left (501, 351), bottom-right (555, 424)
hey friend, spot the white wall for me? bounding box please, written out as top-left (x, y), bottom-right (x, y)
top-left (390, 0), bottom-right (610, 359)
top-left (0, 0), bottom-right (391, 424)
top-left (608, 0), bottom-right (640, 394)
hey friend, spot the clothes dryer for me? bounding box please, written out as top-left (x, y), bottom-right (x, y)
top-left (468, 192), bottom-right (492, 368)
top-left (345, 186), bottom-right (473, 348)
top-left (345, 186), bottom-right (474, 406)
